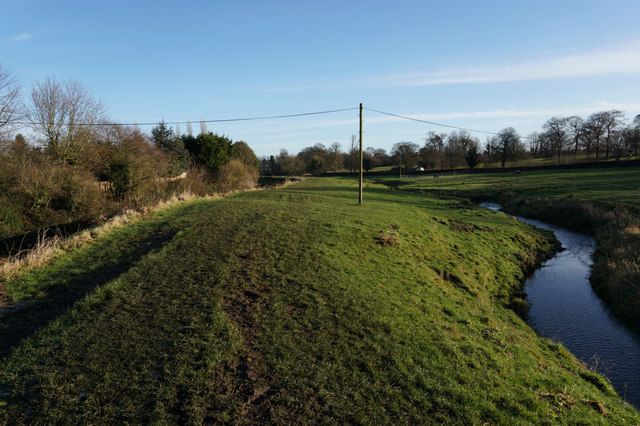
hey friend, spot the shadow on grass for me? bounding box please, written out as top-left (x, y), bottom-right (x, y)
top-left (0, 229), bottom-right (178, 360)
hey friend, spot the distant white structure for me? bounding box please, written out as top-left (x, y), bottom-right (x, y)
top-left (415, 167), bottom-right (425, 172)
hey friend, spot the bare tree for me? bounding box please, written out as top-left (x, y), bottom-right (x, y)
top-left (0, 64), bottom-right (23, 139)
top-left (542, 116), bottom-right (568, 160)
top-left (526, 132), bottom-right (542, 156)
top-left (444, 131), bottom-right (470, 169)
top-left (632, 114), bottom-right (640, 156)
top-left (346, 134), bottom-right (359, 172)
top-left (584, 111), bottom-right (618, 161)
top-left (420, 131), bottom-right (446, 169)
top-left (327, 142), bottom-right (343, 171)
top-left (27, 77), bottom-right (106, 163)
top-left (497, 127), bottom-right (521, 168)
top-left (565, 116), bottom-right (584, 155)
top-left (612, 128), bottom-right (629, 160)
top-left (583, 115), bottom-right (603, 160)
top-left (484, 135), bottom-right (500, 163)
top-left (391, 141), bottom-right (419, 172)
top-left (600, 110), bottom-right (625, 160)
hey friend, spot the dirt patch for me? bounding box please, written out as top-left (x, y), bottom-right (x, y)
top-left (376, 231), bottom-right (399, 247)
top-left (214, 239), bottom-right (278, 423)
top-left (584, 399), bottom-right (608, 416)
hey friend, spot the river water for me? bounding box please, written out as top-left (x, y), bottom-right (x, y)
top-left (482, 203), bottom-right (640, 408)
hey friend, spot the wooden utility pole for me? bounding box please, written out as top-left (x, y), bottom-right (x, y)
top-left (359, 103), bottom-right (363, 204)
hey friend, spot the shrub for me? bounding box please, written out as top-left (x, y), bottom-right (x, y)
top-left (0, 199), bottom-right (23, 238)
top-left (173, 163), bottom-right (215, 197)
top-left (183, 132), bottom-right (232, 176)
top-left (216, 159), bottom-right (258, 193)
top-left (107, 131), bottom-right (167, 206)
top-left (51, 167), bottom-right (104, 216)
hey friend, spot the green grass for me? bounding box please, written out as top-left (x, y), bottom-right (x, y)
top-left (477, 154), bottom-right (640, 169)
top-left (378, 167), bottom-right (640, 331)
top-left (385, 167), bottom-right (640, 207)
top-left (0, 177), bottom-right (637, 423)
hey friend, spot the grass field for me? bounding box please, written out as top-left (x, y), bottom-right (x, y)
top-left (478, 154), bottom-right (640, 169)
top-left (381, 167), bottom-right (640, 206)
top-left (0, 178), bottom-right (637, 423)
top-left (378, 167), bottom-right (640, 332)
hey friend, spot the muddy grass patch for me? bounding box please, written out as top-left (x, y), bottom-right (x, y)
top-left (376, 231), bottom-right (399, 247)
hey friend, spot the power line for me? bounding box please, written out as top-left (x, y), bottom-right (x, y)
top-left (14, 107), bottom-right (359, 127)
top-left (14, 104), bottom-right (534, 141)
top-left (364, 107), bottom-right (501, 136)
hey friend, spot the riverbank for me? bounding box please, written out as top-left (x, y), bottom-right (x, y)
top-left (1, 178), bottom-right (636, 423)
top-left (377, 167), bottom-right (640, 333)
top-left (485, 203), bottom-right (640, 409)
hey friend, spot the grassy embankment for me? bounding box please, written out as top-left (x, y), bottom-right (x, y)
top-left (379, 167), bottom-right (640, 332)
top-left (0, 177), bottom-right (637, 423)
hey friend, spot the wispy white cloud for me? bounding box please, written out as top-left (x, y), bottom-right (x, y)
top-left (8, 32), bottom-right (33, 42)
top-left (363, 42), bottom-right (640, 87)
top-left (7, 27), bottom-right (51, 43)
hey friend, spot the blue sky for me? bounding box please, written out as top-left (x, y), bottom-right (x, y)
top-left (3, 0), bottom-right (640, 156)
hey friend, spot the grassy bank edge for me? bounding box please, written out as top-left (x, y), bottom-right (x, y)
top-left (376, 172), bottom-right (640, 333)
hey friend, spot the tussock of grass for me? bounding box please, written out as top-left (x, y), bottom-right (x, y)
top-left (0, 177), bottom-right (637, 423)
top-left (375, 230), bottom-right (399, 247)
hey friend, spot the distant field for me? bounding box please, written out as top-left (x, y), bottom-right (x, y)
top-left (365, 155), bottom-right (640, 174)
top-left (479, 154), bottom-right (640, 169)
top-left (0, 178), bottom-right (637, 423)
top-left (382, 167), bottom-right (640, 207)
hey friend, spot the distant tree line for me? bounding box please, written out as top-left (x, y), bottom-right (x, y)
top-left (526, 111), bottom-right (639, 161)
top-left (0, 64), bottom-right (259, 238)
top-left (263, 110), bottom-right (640, 175)
top-left (259, 137), bottom-right (399, 176)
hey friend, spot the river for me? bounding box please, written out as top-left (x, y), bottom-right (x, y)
top-left (482, 203), bottom-right (640, 408)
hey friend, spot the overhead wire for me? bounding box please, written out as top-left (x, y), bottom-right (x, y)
top-left (15, 104), bottom-right (525, 140)
top-left (364, 107), bottom-right (501, 136)
top-left (14, 107), bottom-right (359, 127)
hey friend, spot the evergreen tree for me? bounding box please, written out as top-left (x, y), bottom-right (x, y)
top-left (152, 120), bottom-right (188, 175)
